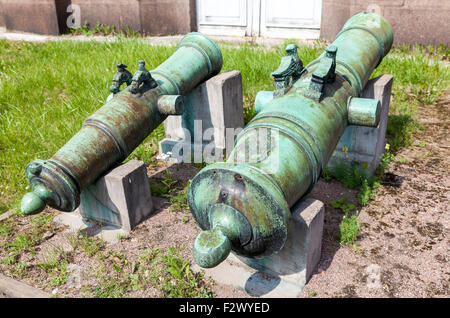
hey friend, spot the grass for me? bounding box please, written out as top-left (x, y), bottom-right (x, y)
top-left (339, 212), bottom-right (360, 245)
top-left (0, 222), bottom-right (11, 238)
top-left (77, 234), bottom-right (105, 257)
top-left (70, 21), bottom-right (140, 38)
top-left (0, 211), bottom-right (66, 284)
top-left (1, 39), bottom-right (448, 214)
top-left (396, 158), bottom-right (409, 164)
top-left (37, 247), bottom-right (69, 287)
top-left (155, 247), bottom-right (215, 298)
top-left (1, 217), bottom-right (213, 297)
top-left (149, 171), bottom-right (190, 212)
top-left (149, 170), bottom-right (178, 197)
top-left (89, 247), bottom-right (214, 298)
top-left (0, 210), bottom-right (213, 297)
top-left (0, 35), bottom-right (448, 298)
top-left (330, 197), bottom-right (361, 245)
top-left (324, 143), bottom-right (395, 207)
top-left (386, 114), bottom-right (422, 154)
top-left (371, 44), bottom-right (449, 153)
top-left (329, 198), bottom-right (356, 215)
top-left (357, 178), bottom-right (381, 206)
top-left (0, 39), bottom-right (178, 212)
top-left (0, 213), bottom-right (57, 265)
top-left (327, 147), bottom-right (392, 246)
top-left (166, 181), bottom-right (190, 212)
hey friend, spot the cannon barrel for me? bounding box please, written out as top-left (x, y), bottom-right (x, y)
top-left (188, 12), bottom-right (393, 268)
top-left (21, 32), bottom-right (223, 215)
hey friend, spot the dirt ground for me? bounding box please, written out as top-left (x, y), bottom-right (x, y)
top-left (299, 90), bottom-right (449, 298)
top-left (0, 92), bottom-right (448, 298)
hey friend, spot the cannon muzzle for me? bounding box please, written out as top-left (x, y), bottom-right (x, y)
top-left (21, 32), bottom-right (222, 215)
top-left (188, 12), bottom-right (393, 268)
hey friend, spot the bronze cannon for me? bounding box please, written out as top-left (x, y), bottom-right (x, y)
top-left (188, 12), bottom-right (394, 268)
top-left (20, 33), bottom-right (223, 215)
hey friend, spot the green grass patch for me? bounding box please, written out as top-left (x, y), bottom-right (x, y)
top-left (396, 158), bottom-right (409, 164)
top-left (88, 247), bottom-right (214, 298)
top-left (339, 212), bottom-right (360, 245)
top-left (70, 21), bottom-right (141, 38)
top-left (329, 197), bottom-right (361, 245)
top-left (149, 171), bottom-right (190, 212)
top-left (155, 247), bottom-right (214, 298)
top-left (386, 114), bottom-right (422, 154)
top-left (326, 159), bottom-right (368, 189)
top-left (373, 44), bottom-right (449, 111)
top-left (371, 44), bottom-right (449, 152)
top-left (149, 170), bottom-right (178, 197)
top-left (77, 234), bottom-right (105, 257)
top-left (329, 198), bottom-right (356, 215)
top-left (165, 181), bottom-right (190, 212)
top-left (0, 39), bottom-right (177, 211)
top-left (37, 247), bottom-right (69, 287)
top-left (324, 146), bottom-right (394, 206)
top-left (357, 178), bottom-right (381, 206)
top-left (0, 212), bottom-right (57, 266)
top-left (0, 222), bottom-right (11, 239)
top-left (331, 198), bottom-right (361, 245)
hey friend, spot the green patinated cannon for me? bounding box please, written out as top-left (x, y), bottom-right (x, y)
top-left (20, 32), bottom-right (223, 215)
top-left (188, 12), bottom-right (393, 268)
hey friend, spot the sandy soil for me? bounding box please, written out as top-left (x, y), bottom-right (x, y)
top-left (299, 91), bottom-right (449, 298)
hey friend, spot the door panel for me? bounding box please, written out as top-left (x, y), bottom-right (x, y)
top-left (198, 0), bottom-right (247, 26)
top-left (263, 0), bottom-right (320, 28)
top-left (197, 0), bottom-right (250, 36)
top-left (196, 0), bottom-right (322, 38)
top-left (260, 0), bottom-right (322, 38)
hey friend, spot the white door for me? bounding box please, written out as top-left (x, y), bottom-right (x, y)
top-left (260, 0), bottom-right (322, 39)
top-left (196, 0), bottom-right (322, 38)
top-left (196, 0), bottom-right (251, 36)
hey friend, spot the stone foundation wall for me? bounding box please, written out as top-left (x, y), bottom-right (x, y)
top-left (0, 1), bottom-right (5, 30)
top-left (139, 0), bottom-right (197, 36)
top-left (0, 0), bottom-right (196, 35)
top-left (320, 0), bottom-right (450, 46)
top-left (0, 0), bottom-right (71, 35)
top-left (71, 0), bottom-right (141, 32)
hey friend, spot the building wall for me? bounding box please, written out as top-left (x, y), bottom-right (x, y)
top-left (67, 0), bottom-right (196, 36)
top-left (0, 1), bottom-right (5, 30)
top-left (0, 0), bottom-right (196, 36)
top-left (319, 0), bottom-right (351, 45)
top-left (321, 0), bottom-right (450, 46)
top-left (71, 0), bottom-right (142, 32)
top-left (1, 0), bottom-right (448, 46)
top-left (140, 0), bottom-right (196, 36)
top-left (1, 0), bottom-right (63, 35)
